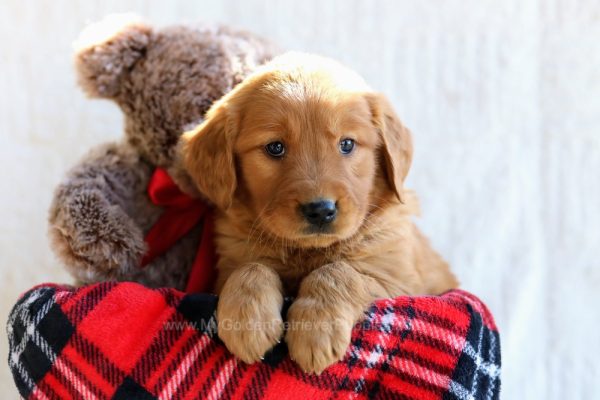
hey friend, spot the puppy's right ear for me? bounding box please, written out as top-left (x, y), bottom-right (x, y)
top-left (74, 14), bottom-right (151, 99)
top-left (179, 104), bottom-right (237, 210)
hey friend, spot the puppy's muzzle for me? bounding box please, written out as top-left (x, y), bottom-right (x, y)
top-left (300, 199), bottom-right (337, 228)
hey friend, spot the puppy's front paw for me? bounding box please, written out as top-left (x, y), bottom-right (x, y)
top-left (285, 298), bottom-right (354, 374)
top-left (218, 298), bottom-right (284, 364)
top-left (217, 264), bottom-right (284, 364)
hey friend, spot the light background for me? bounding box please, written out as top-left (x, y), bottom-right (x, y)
top-left (1, 0), bottom-right (599, 398)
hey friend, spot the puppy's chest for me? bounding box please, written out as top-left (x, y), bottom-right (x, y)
top-left (266, 246), bottom-right (349, 294)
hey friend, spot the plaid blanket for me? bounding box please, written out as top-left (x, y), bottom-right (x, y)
top-left (7, 282), bottom-right (500, 399)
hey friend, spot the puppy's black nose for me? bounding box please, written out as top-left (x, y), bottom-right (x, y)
top-left (300, 199), bottom-right (337, 226)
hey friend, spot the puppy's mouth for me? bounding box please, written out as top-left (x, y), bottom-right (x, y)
top-left (299, 226), bottom-right (340, 246)
top-left (303, 224), bottom-right (334, 235)
top-left (259, 218), bottom-right (357, 249)
top-left (286, 231), bottom-right (342, 248)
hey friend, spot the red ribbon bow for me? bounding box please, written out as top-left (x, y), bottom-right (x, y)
top-left (140, 168), bottom-right (216, 293)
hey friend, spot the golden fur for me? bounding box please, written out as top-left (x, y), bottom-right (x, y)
top-left (179, 52), bottom-right (458, 373)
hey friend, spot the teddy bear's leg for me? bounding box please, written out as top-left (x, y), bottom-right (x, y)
top-left (49, 142), bottom-right (156, 285)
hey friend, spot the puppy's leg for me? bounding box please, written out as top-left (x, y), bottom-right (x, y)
top-left (286, 261), bottom-right (378, 374)
top-left (217, 263), bottom-right (284, 364)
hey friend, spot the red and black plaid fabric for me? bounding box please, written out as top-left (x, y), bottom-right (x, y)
top-left (7, 282), bottom-right (500, 399)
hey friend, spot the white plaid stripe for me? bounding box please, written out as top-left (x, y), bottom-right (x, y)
top-left (411, 316), bottom-right (464, 352)
top-left (7, 290), bottom-right (54, 393)
top-left (351, 301), bottom-right (410, 394)
top-left (10, 356), bottom-right (36, 394)
top-left (158, 334), bottom-right (211, 399)
top-left (30, 386), bottom-right (51, 400)
top-left (365, 345), bottom-right (384, 368)
top-left (349, 307), bottom-right (388, 393)
top-left (467, 323), bottom-right (484, 398)
top-left (464, 340), bottom-right (500, 380)
top-left (9, 292), bottom-right (51, 359)
top-left (7, 288), bottom-right (96, 400)
top-left (449, 379), bottom-right (471, 400)
top-left (391, 354), bottom-right (451, 389)
top-left (54, 358), bottom-right (98, 400)
top-left (205, 358), bottom-right (238, 400)
top-left (379, 304), bottom-right (396, 333)
top-left (449, 320), bottom-right (500, 400)
top-left (11, 296), bottom-right (57, 364)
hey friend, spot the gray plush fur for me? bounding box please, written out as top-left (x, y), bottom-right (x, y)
top-left (49, 15), bottom-right (277, 290)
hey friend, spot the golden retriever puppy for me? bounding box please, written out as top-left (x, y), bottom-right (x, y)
top-left (178, 52), bottom-right (458, 373)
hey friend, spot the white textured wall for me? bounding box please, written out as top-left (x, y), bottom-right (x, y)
top-left (1, 1), bottom-right (599, 398)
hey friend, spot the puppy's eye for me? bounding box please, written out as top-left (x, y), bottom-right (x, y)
top-left (265, 141), bottom-right (285, 158)
top-left (339, 138), bottom-right (355, 154)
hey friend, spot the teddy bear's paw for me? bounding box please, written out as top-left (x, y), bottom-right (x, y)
top-left (217, 292), bottom-right (284, 364)
top-left (55, 188), bottom-right (146, 274)
top-left (285, 298), bottom-right (354, 374)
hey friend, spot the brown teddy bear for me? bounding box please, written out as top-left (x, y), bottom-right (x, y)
top-left (48, 14), bottom-right (277, 290)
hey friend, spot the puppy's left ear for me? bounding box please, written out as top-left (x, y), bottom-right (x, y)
top-left (366, 93), bottom-right (413, 202)
top-left (178, 104), bottom-right (237, 210)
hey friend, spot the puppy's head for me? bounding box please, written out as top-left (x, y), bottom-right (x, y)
top-left (180, 52), bottom-right (412, 247)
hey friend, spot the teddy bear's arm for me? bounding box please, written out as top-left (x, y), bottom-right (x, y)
top-left (48, 141), bottom-right (156, 285)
